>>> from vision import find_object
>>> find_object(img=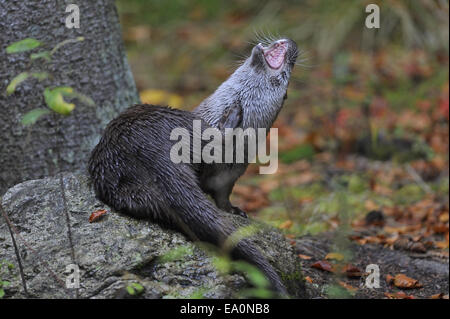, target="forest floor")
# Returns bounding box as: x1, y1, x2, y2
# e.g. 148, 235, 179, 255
236, 154, 449, 299
118, 2, 449, 299
296, 232, 448, 299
